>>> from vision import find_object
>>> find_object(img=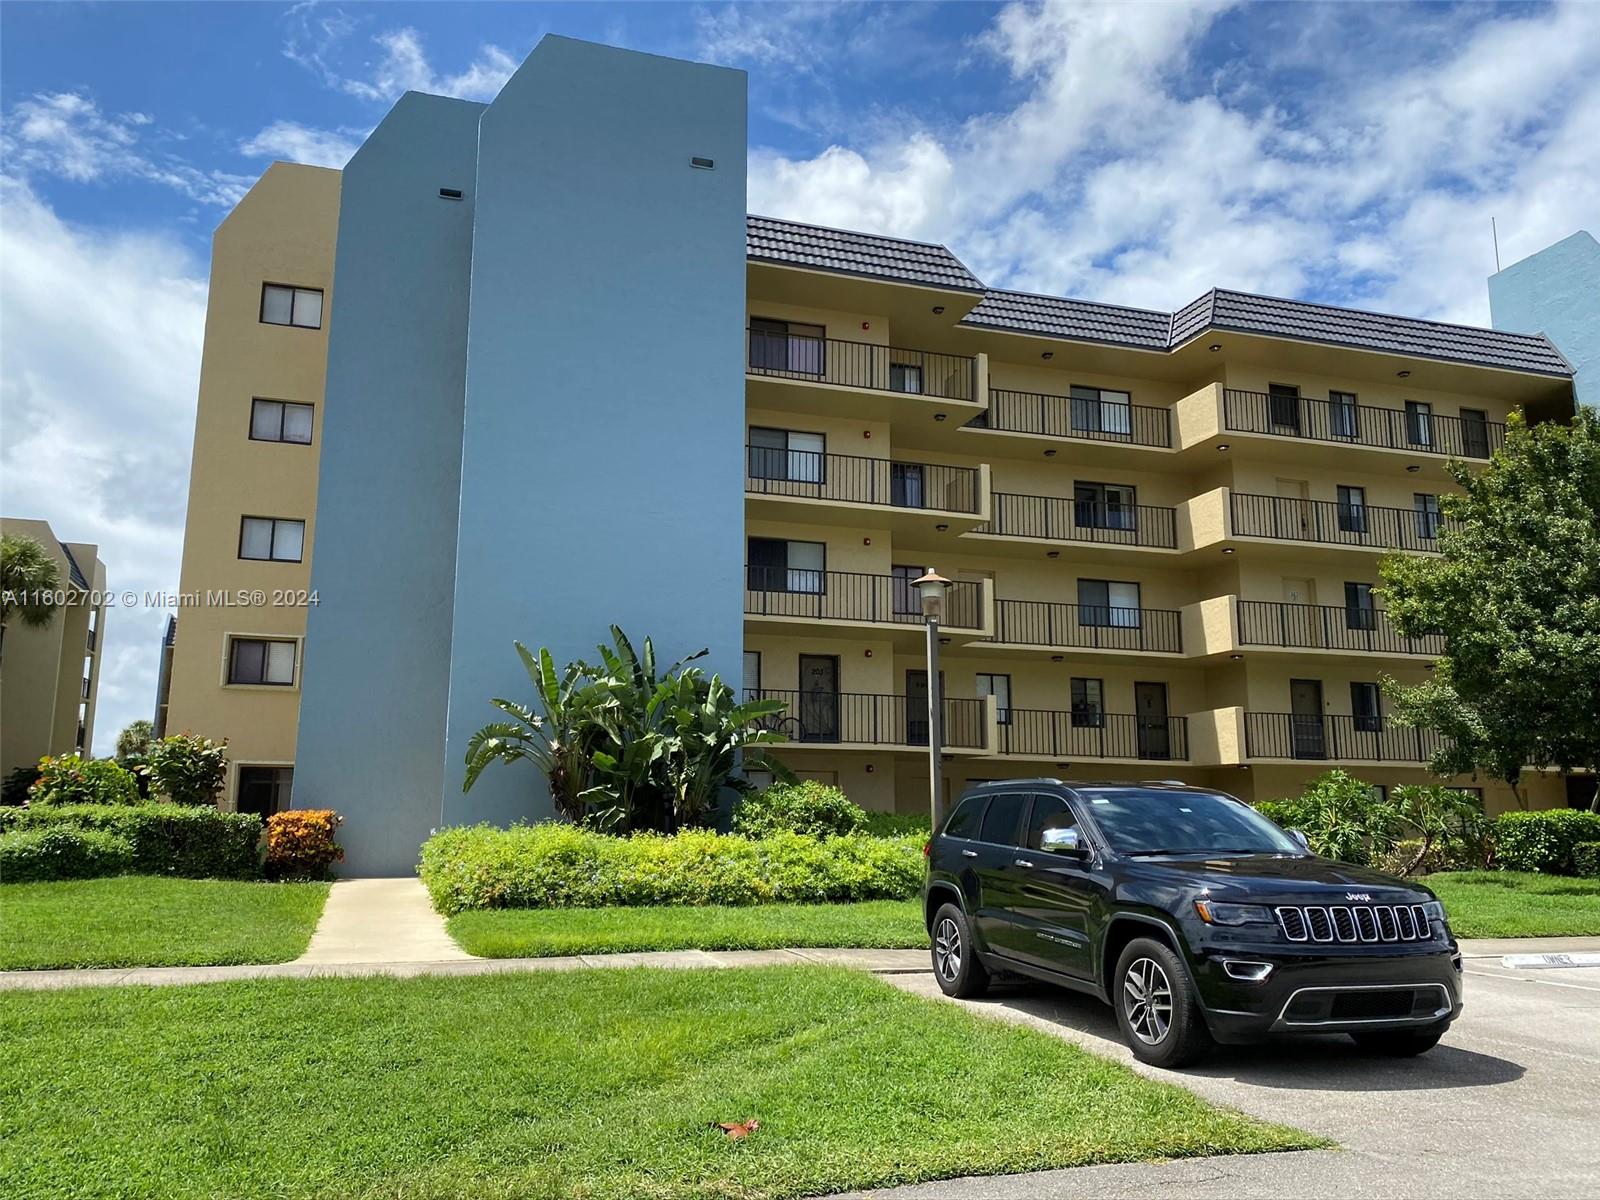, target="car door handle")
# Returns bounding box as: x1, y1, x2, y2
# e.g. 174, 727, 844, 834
1014, 858, 1035, 868
960, 849, 978, 858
